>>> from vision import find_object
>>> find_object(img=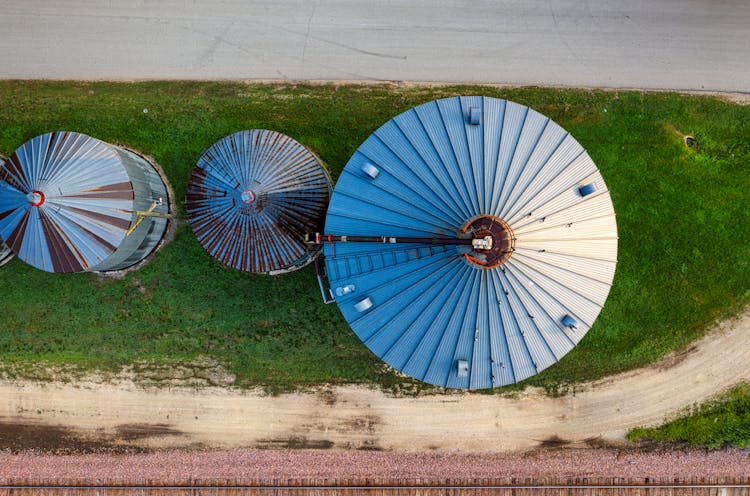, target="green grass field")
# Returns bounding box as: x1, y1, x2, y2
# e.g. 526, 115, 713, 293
628, 384, 750, 448
0, 82, 748, 391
